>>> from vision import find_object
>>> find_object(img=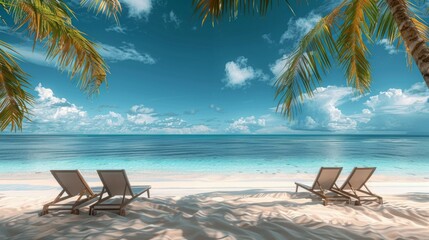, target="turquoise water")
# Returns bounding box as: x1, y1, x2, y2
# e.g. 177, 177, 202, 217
0, 135, 428, 177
